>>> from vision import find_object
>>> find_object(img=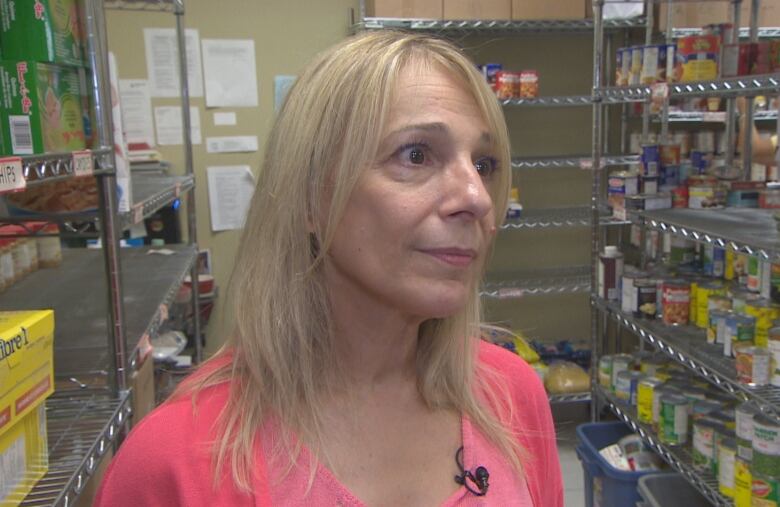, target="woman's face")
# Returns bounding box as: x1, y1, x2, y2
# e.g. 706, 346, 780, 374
323, 65, 499, 321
